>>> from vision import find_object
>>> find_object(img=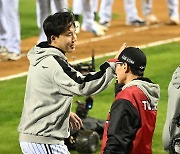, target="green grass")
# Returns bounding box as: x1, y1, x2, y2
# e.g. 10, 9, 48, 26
0, 42, 179, 153
0, 77, 26, 154
3, 1, 180, 153
19, 0, 38, 39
